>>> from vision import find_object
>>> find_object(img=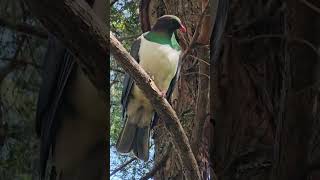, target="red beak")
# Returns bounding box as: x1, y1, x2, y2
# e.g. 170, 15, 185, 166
179, 24, 187, 33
